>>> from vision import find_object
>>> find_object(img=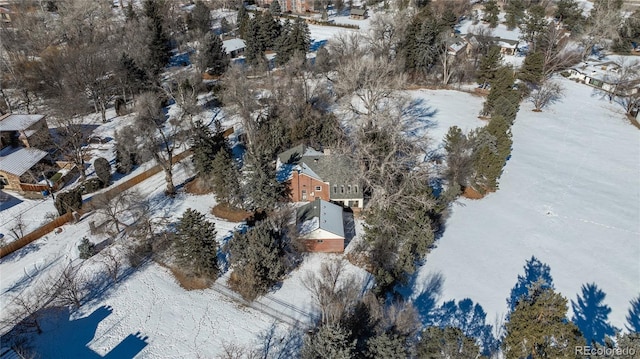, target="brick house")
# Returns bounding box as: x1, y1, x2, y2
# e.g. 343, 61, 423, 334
297, 198, 345, 252
277, 144, 364, 209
